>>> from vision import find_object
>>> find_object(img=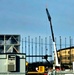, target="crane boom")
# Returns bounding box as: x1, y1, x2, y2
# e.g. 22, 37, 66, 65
46, 8, 55, 42
46, 8, 60, 67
